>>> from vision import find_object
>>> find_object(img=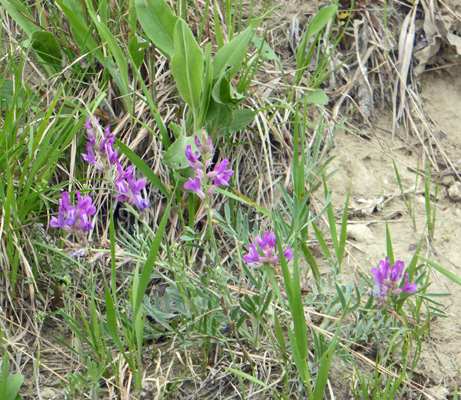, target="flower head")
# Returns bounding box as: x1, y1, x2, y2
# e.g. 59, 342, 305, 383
371, 257, 417, 310
50, 190, 96, 245
243, 231, 293, 267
